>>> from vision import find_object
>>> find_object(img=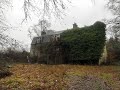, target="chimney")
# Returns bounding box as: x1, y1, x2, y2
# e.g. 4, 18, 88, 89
73, 23, 78, 29
41, 30, 46, 36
